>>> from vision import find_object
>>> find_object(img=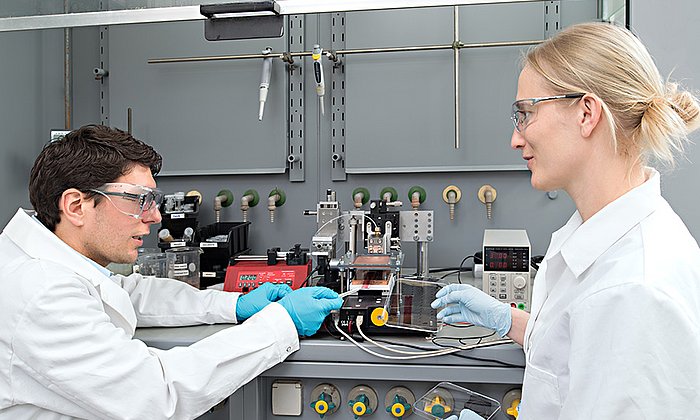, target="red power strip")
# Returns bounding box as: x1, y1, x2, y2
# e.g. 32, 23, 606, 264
223, 260, 311, 293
